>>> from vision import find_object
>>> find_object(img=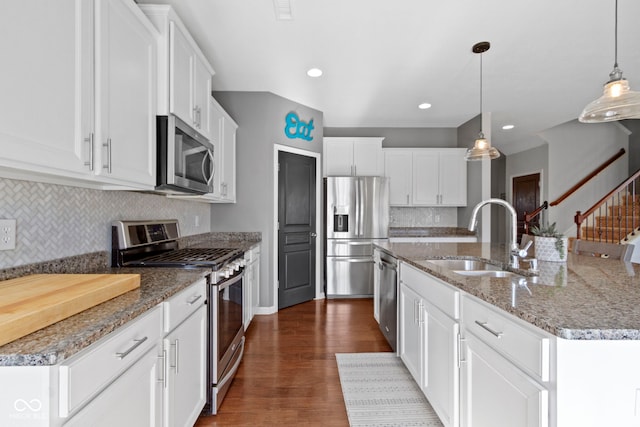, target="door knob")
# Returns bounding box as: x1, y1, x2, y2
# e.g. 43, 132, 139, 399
310, 232, 317, 238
